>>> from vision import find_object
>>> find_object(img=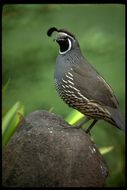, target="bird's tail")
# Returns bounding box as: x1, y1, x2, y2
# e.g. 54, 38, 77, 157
107, 107, 125, 131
